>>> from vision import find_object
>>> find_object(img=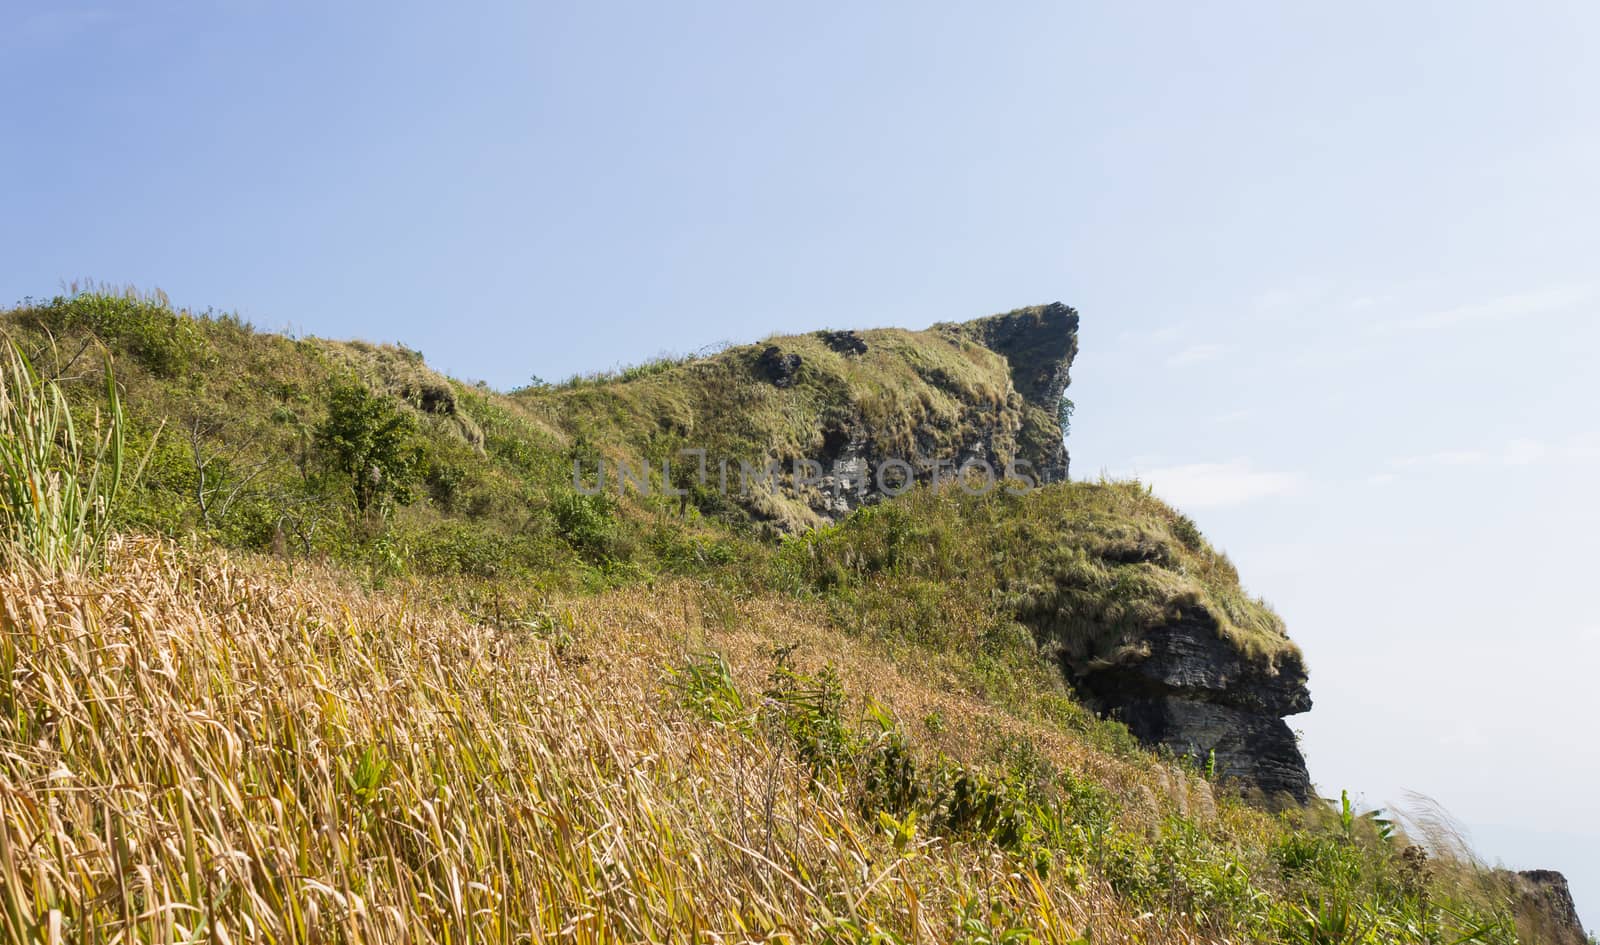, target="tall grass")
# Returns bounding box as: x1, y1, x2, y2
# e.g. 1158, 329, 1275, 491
0, 539, 1526, 944
0, 540, 1129, 944
0, 340, 151, 573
